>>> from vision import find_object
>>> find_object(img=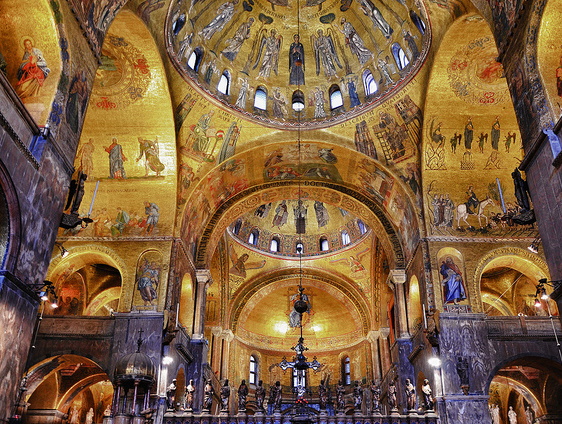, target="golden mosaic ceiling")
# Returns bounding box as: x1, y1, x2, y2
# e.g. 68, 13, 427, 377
166, 0, 430, 127
236, 280, 365, 352
228, 199, 371, 256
